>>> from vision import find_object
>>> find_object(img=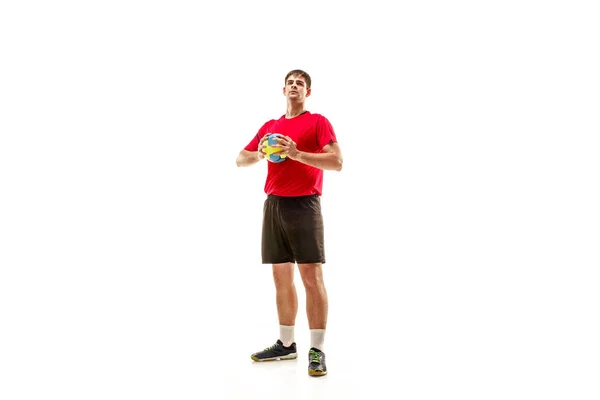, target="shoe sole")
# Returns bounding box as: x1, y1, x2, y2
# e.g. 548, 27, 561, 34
251, 353, 298, 362
308, 369, 327, 376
